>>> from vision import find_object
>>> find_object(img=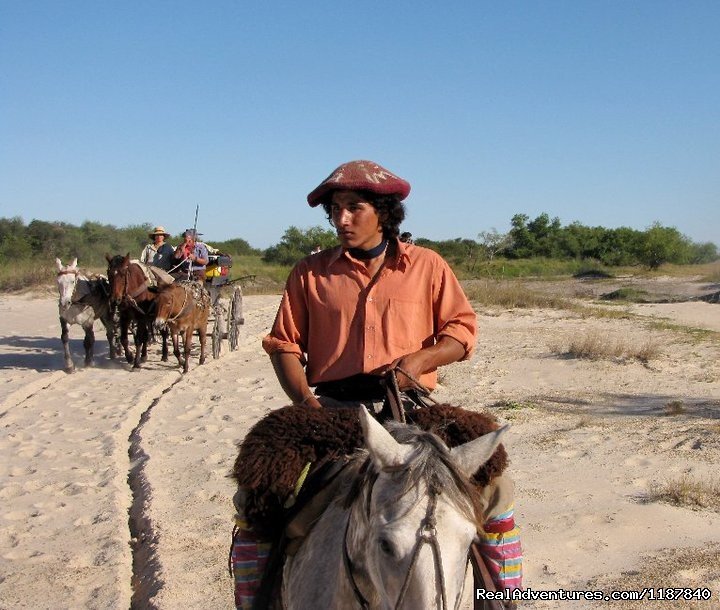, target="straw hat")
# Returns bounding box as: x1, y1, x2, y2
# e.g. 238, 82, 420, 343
149, 226, 170, 238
